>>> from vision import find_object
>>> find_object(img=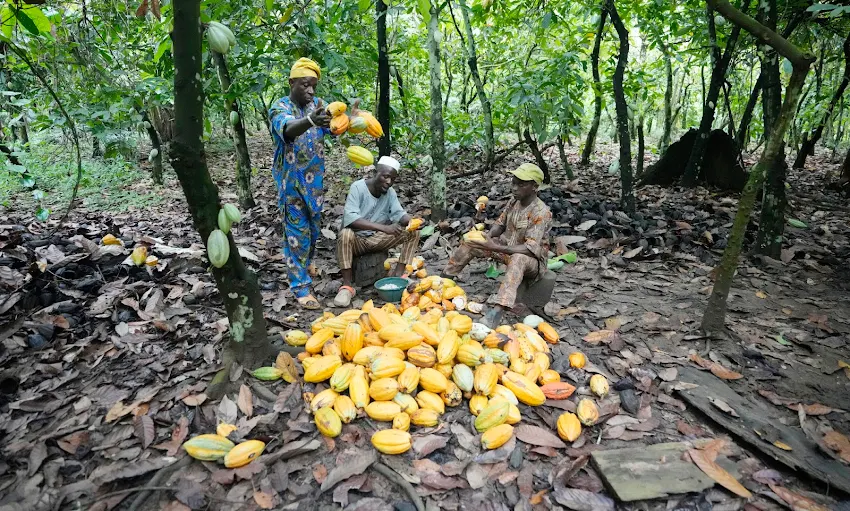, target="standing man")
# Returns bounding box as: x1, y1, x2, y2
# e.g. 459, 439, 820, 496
334, 157, 421, 307
269, 58, 332, 309
442, 163, 552, 327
